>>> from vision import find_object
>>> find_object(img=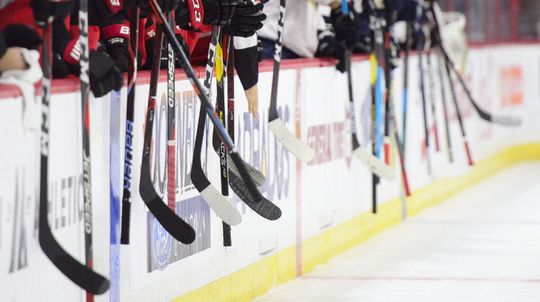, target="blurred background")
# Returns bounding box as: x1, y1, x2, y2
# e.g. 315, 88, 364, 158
439, 0, 540, 43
